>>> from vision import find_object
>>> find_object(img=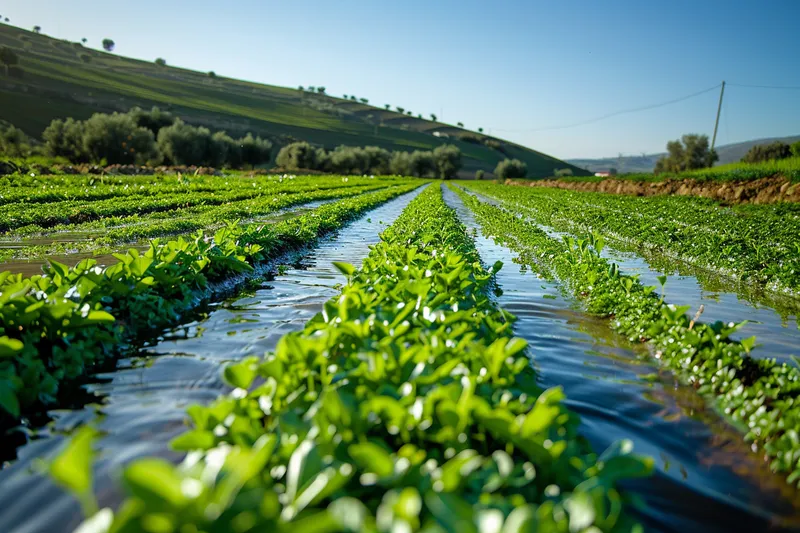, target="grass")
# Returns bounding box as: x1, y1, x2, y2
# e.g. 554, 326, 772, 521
0, 25, 589, 178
